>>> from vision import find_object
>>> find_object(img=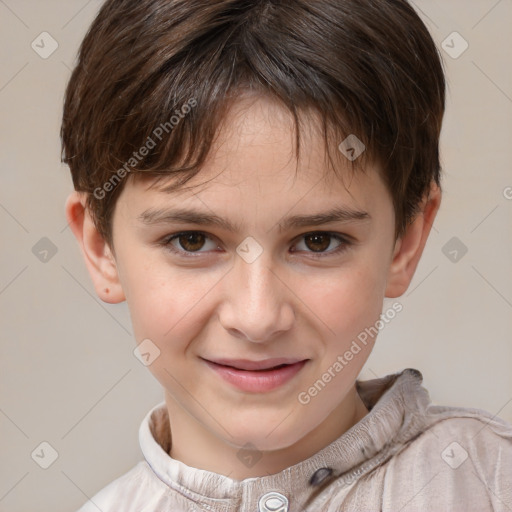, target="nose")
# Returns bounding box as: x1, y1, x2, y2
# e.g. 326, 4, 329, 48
218, 253, 295, 343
